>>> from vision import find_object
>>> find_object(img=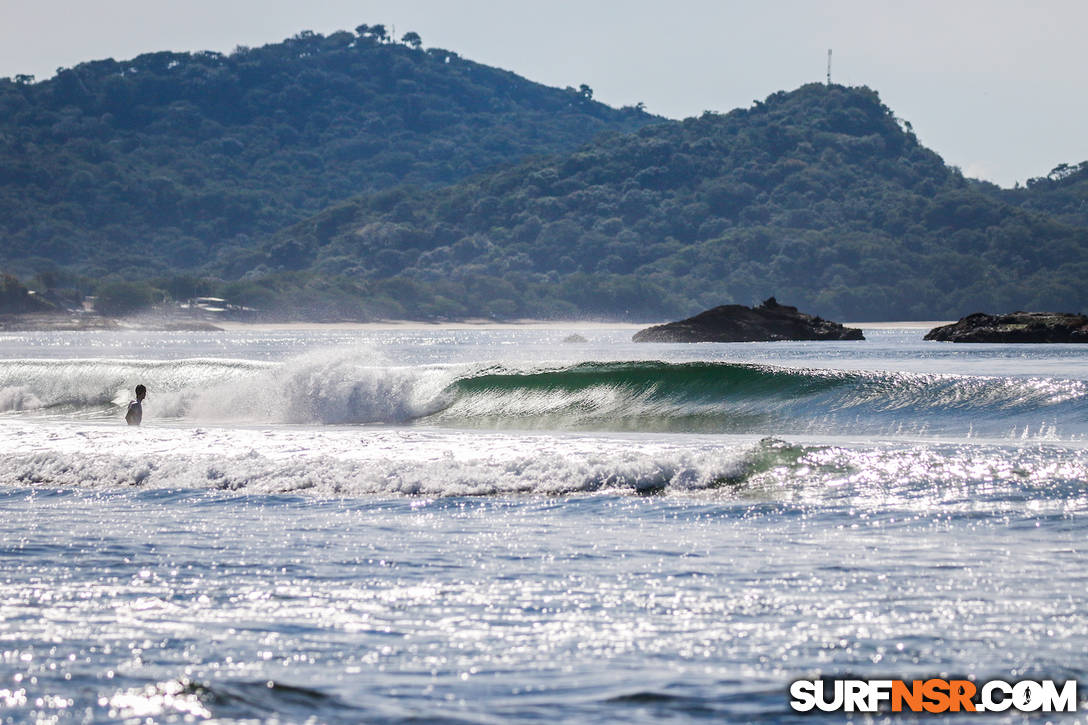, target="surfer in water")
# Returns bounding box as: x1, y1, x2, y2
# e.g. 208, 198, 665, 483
125, 384, 146, 426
